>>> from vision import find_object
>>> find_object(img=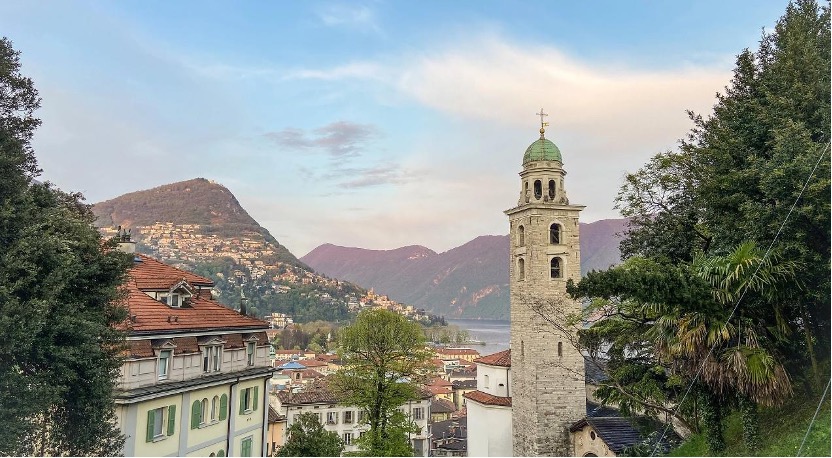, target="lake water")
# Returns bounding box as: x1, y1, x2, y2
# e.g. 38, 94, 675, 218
447, 319, 510, 357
